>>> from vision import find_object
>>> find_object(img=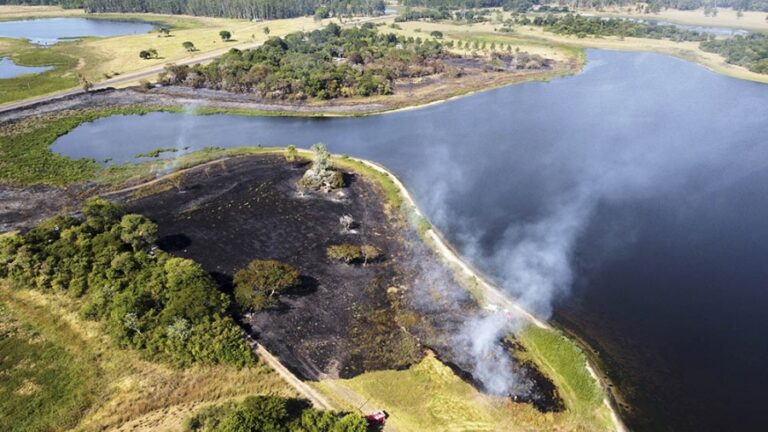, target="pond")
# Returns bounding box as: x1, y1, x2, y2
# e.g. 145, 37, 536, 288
0, 57, 51, 79
0, 17, 155, 45
52, 49, 768, 432
637, 18, 749, 35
